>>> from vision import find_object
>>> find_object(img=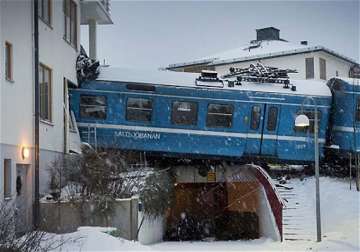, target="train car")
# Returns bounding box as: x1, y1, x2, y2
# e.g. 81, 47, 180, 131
69, 67, 332, 163
327, 77, 360, 156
